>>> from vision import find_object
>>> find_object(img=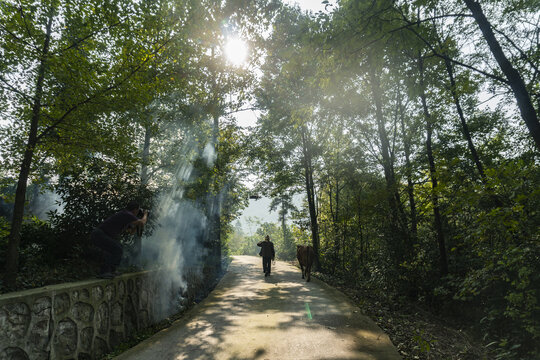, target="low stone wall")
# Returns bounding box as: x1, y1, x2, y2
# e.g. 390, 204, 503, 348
0, 272, 163, 360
